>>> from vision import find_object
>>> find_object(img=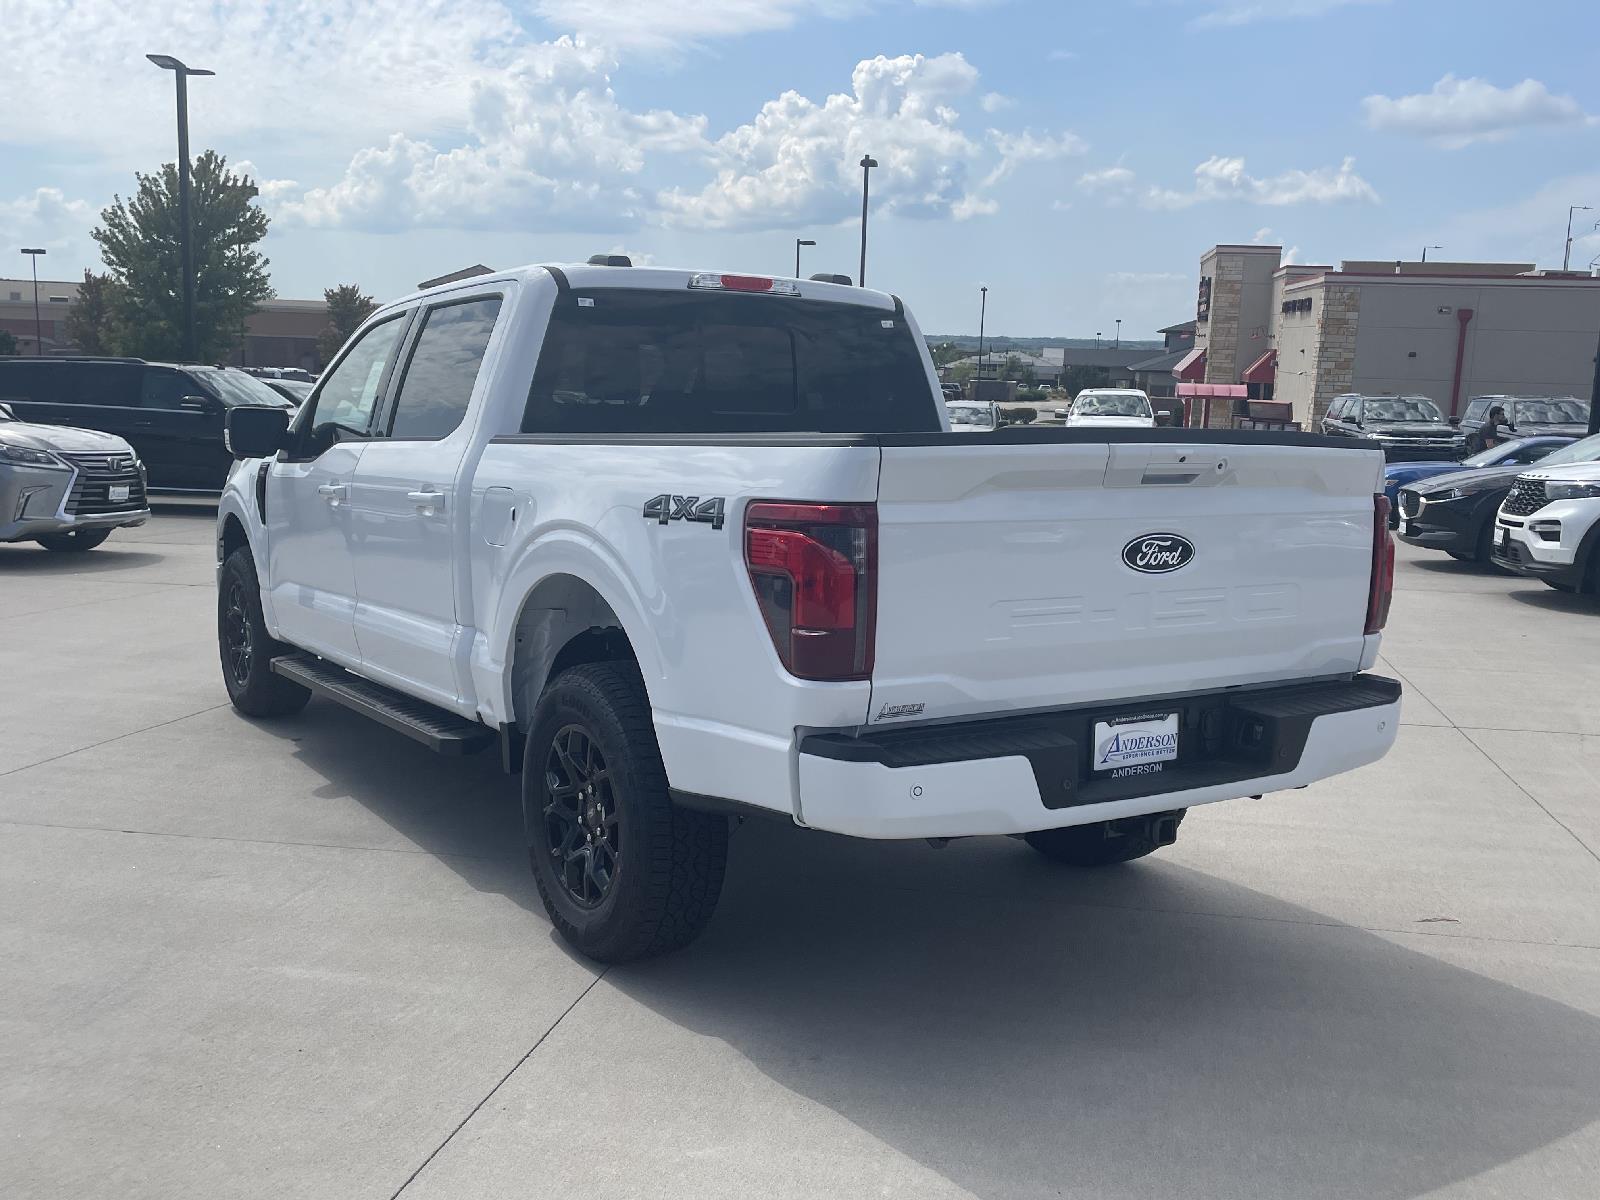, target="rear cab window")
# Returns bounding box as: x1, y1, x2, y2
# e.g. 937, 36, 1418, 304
386, 295, 503, 439
522, 289, 938, 435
